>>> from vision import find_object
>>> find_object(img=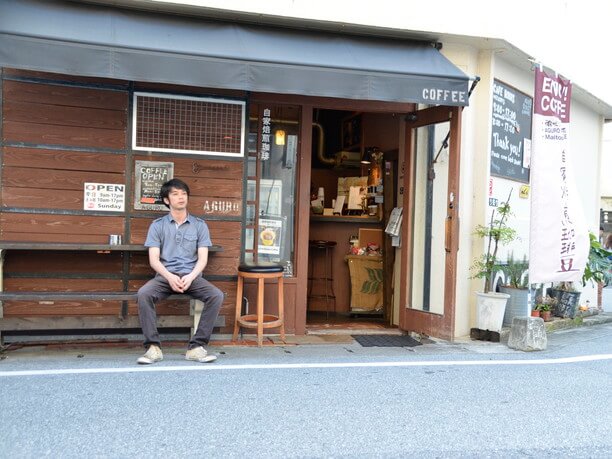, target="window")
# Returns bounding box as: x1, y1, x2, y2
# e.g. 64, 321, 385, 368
132, 92, 245, 156
243, 104, 300, 276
